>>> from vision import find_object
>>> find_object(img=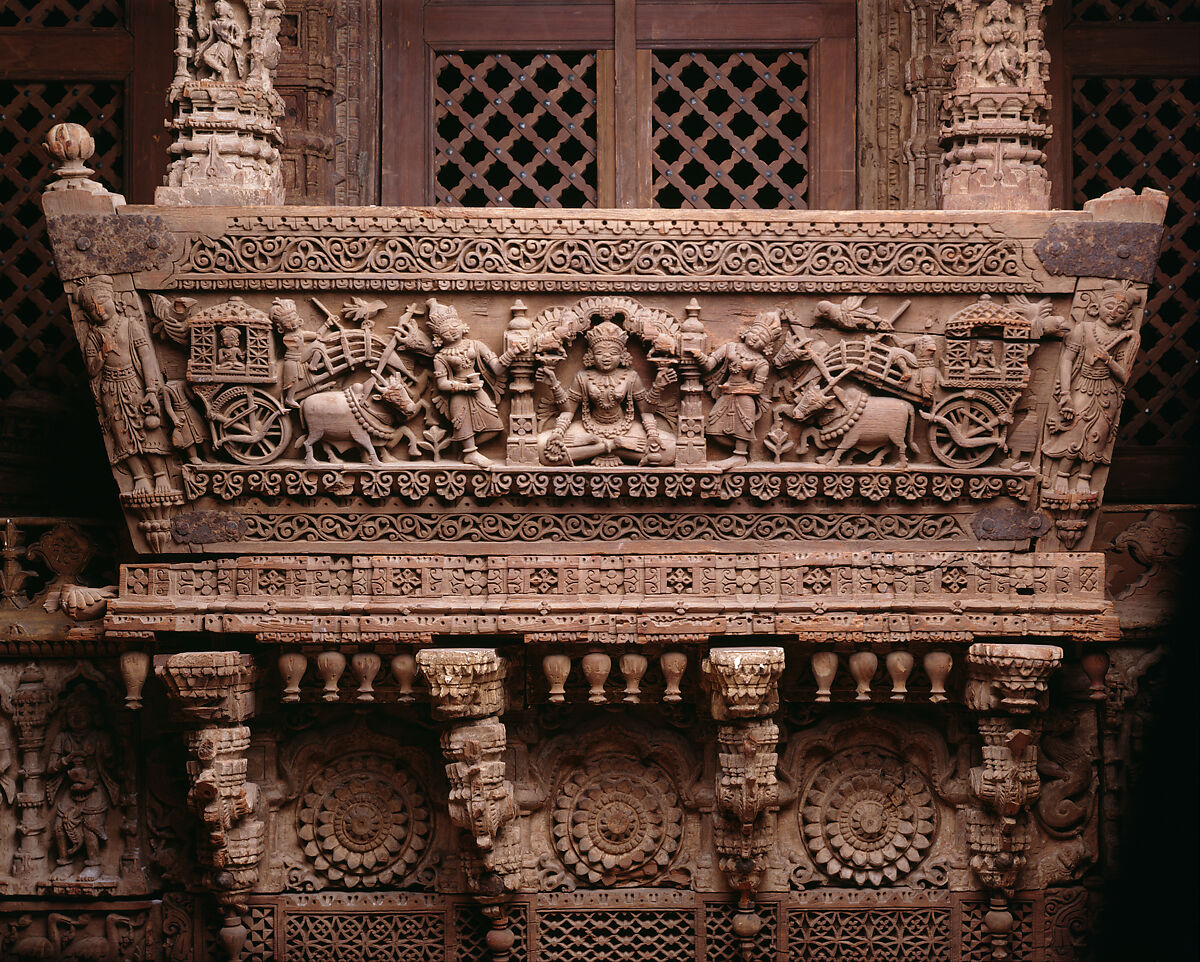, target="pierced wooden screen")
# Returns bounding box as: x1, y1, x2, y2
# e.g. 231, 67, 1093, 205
651, 50, 810, 209
433, 52, 598, 207
0, 0, 122, 28
1069, 0, 1199, 22
0, 82, 124, 396
1072, 76, 1200, 447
